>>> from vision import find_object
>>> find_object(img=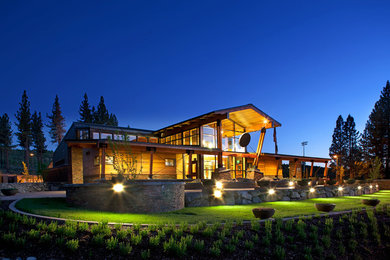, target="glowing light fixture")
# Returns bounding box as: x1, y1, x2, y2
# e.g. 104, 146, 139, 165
263, 119, 268, 124
309, 188, 315, 193
215, 181, 223, 190
288, 181, 294, 187
214, 190, 222, 198
358, 186, 362, 190
376, 184, 379, 188
268, 188, 275, 195
369, 185, 373, 189
308, 181, 312, 186
113, 183, 124, 192
338, 186, 343, 192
